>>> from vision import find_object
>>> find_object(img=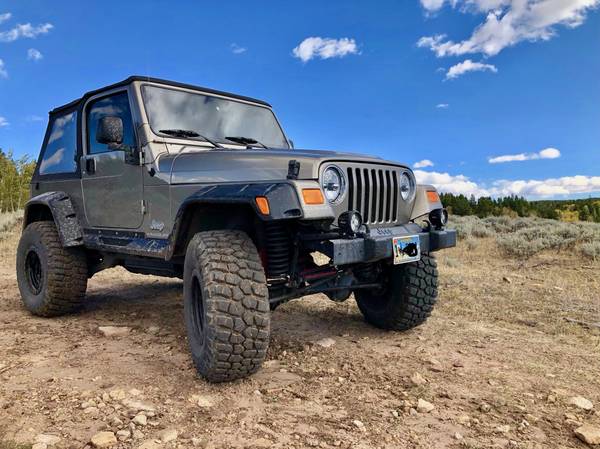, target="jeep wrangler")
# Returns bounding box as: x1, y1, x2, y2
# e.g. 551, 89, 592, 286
17, 76, 456, 382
